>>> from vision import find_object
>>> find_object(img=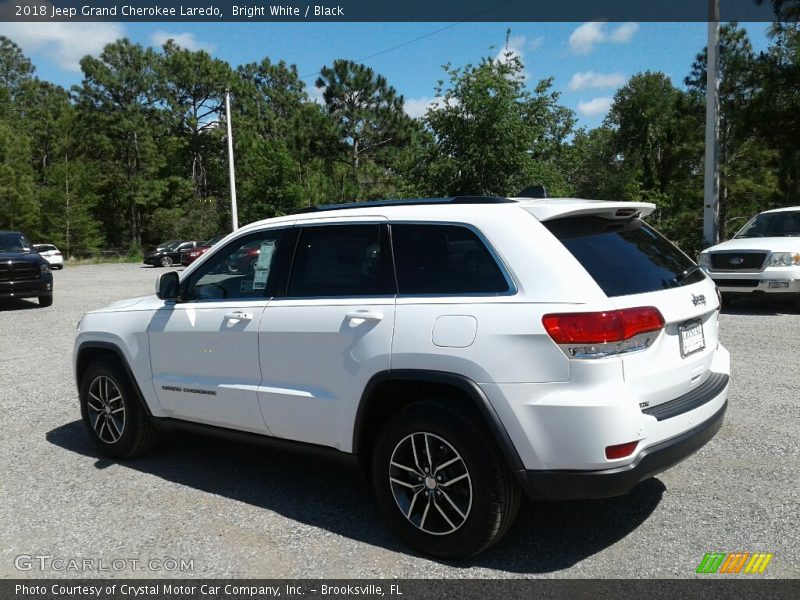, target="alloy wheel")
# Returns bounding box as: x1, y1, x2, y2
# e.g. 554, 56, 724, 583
86, 375, 126, 444
388, 432, 472, 536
